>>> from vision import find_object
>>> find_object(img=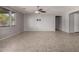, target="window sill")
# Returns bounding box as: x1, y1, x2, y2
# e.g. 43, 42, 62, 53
0, 25, 15, 27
